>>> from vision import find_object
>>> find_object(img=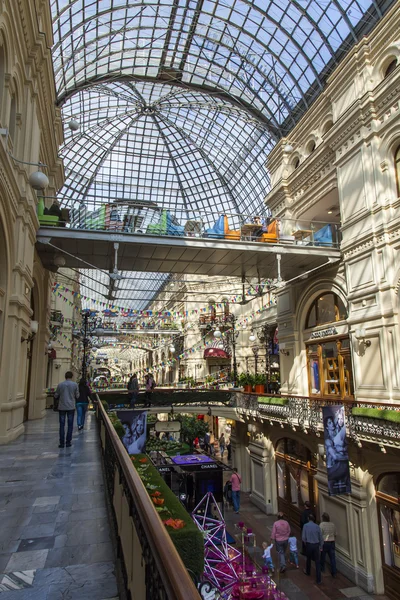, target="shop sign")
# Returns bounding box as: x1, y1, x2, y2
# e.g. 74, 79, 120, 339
310, 327, 338, 339
154, 420, 181, 433
157, 467, 173, 473
200, 463, 219, 470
